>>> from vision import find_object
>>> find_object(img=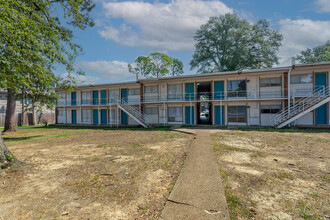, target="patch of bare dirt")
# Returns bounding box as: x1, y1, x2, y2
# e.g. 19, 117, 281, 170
0, 128, 193, 219
212, 129, 330, 219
